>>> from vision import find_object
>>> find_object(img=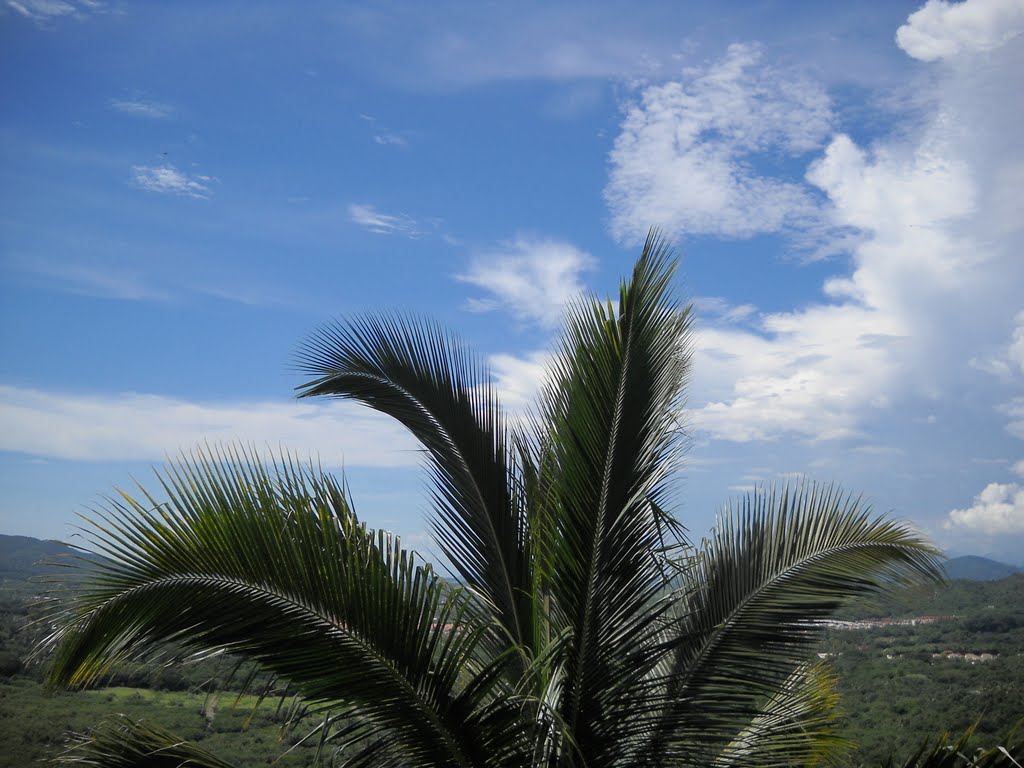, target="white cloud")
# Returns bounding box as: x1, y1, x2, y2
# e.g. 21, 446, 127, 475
455, 238, 596, 328
692, 297, 757, 325
110, 98, 175, 119
642, 18, 1024, 445
489, 351, 550, 413
373, 133, 408, 147
132, 164, 215, 199
1009, 312, 1024, 373
16, 259, 169, 301
972, 310, 1024, 377
945, 481, 1024, 534
1003, 398, 1024, 439
1013, 459, 1024, 477
348, 204, 426, 238
605, 43, 833, 244
896, 0, 1024, 62
0, 385, 418, 467
5, 0, 97, 21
